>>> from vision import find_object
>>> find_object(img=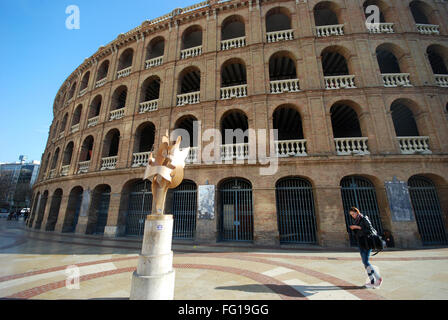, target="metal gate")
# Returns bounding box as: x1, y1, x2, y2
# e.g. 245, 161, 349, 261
172, 181, 197, 240
341, 176, 383, 246
219, 179, 253, 242
408, 176, 447, 245
276, 178, 317, 244
125, 181, 152, 237
94, 190, 110, 234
